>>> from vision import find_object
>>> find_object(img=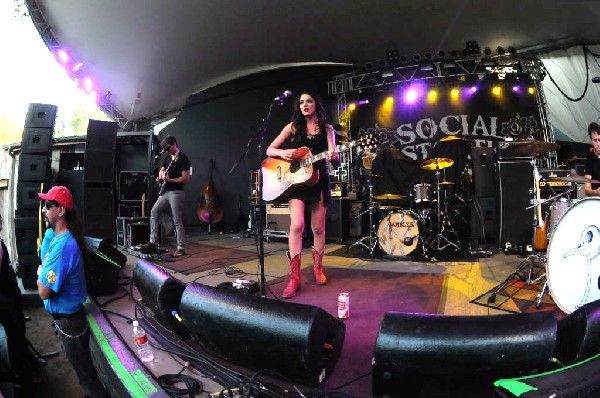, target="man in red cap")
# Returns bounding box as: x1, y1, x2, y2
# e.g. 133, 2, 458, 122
37, 186, 109, 397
